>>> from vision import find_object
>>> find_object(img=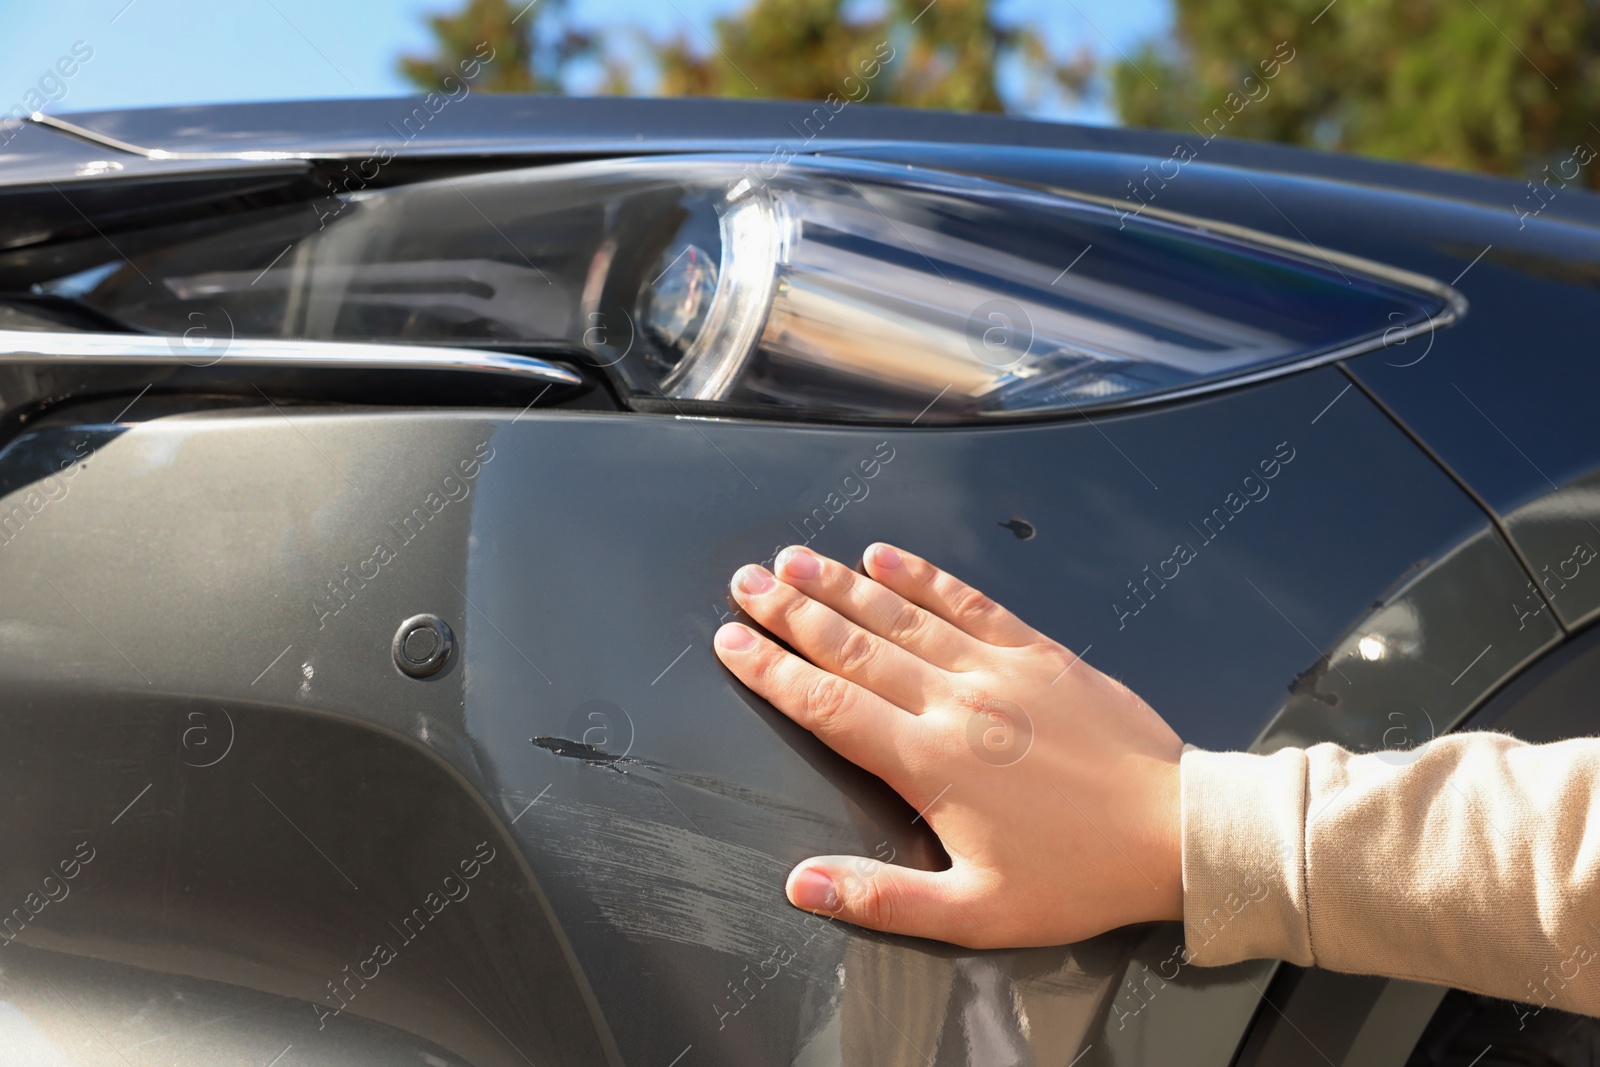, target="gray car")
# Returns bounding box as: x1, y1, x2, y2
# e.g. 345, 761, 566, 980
0, 96, 1597, 1066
